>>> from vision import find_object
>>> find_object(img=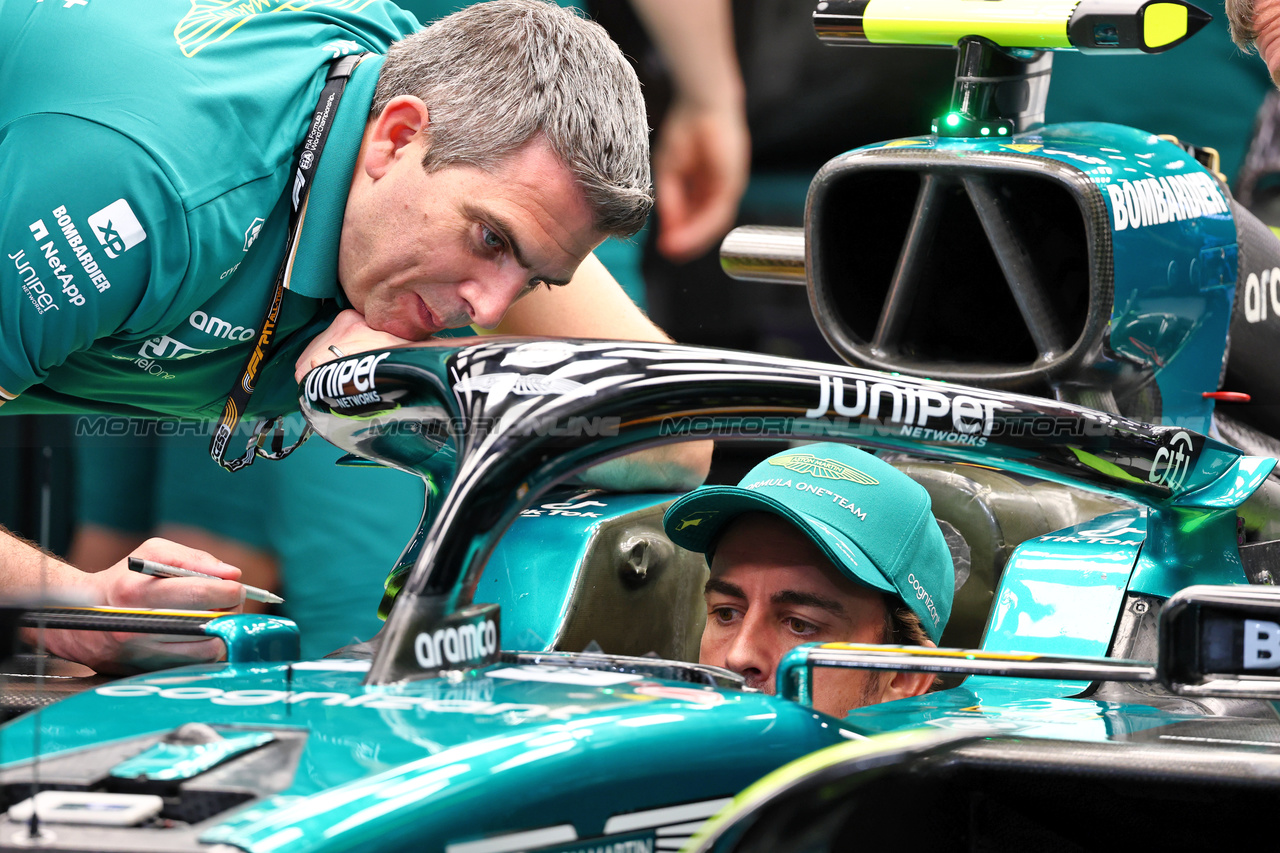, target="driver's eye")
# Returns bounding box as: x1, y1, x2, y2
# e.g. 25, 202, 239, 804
787, 618, 815, 635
